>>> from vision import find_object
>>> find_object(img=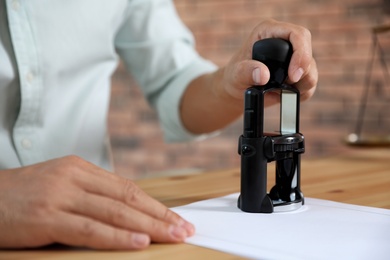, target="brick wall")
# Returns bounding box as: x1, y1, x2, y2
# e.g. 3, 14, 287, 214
109, 0, 390, 179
